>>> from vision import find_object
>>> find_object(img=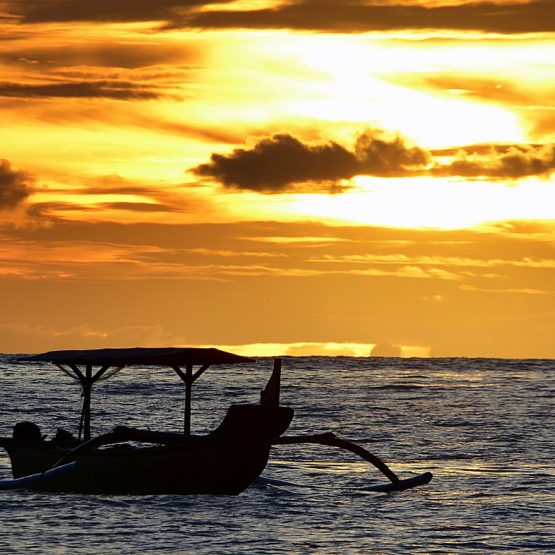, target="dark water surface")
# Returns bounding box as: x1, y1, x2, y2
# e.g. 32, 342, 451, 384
0, 356, 553, 553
